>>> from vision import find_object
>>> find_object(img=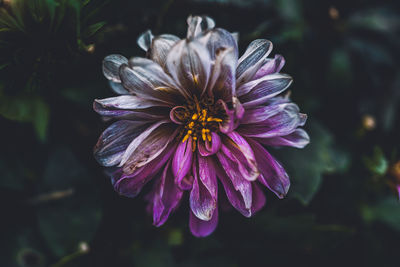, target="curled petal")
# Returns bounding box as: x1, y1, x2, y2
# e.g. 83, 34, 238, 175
166, 40, 211, 96
256, 128, 310, 149
237, 73, 293, 108
253, 54, 286, 80
113, 143, 177, 198
187, 15, 215, 39
190, 155, 218, 221
103, 54, 128, 83
250, 182, 267, 214
94, 120, 146, 167
172, 138, 193, 188
217, 100, 236, 134
137, 30, 154, 51
247, 139, 290, 198
221, 132, 259, 181
197, 28, 238, 60
189, 208, 218, 237
236, 39, 272, 84
149, 34, 180, 68
149, 161, 183, 227
198, 132, 221, 156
